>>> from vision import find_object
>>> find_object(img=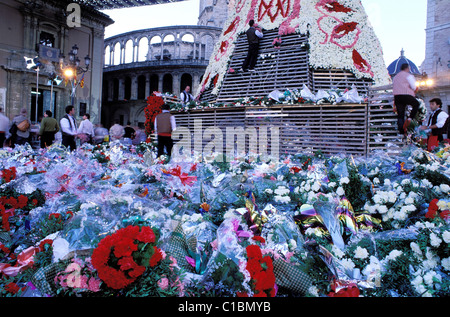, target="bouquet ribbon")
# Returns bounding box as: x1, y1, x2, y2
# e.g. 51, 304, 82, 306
242, 191, 272, 235
163, 166, 197, 186
0, 246, 38, 277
